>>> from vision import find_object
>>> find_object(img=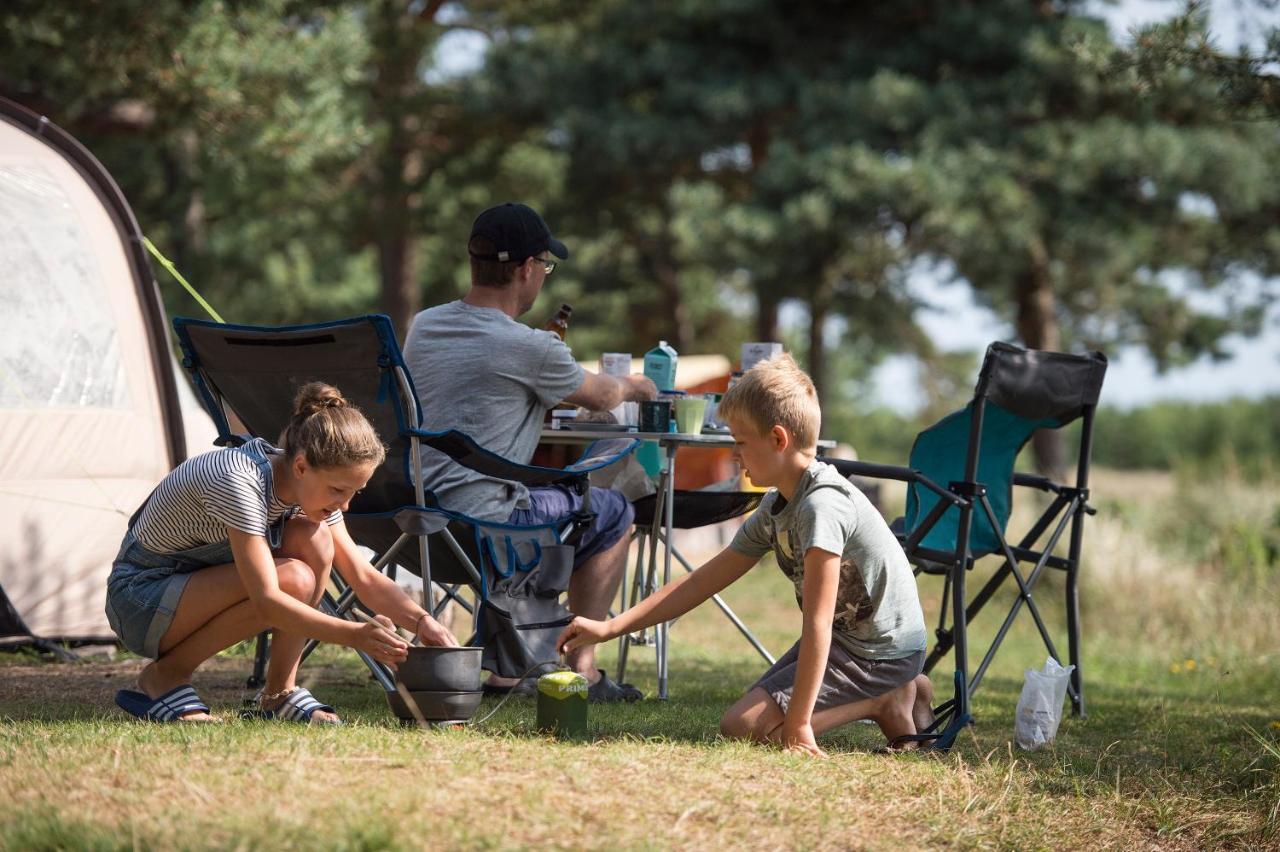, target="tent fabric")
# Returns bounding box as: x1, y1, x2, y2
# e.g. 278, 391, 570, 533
0, 97, 215, 646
